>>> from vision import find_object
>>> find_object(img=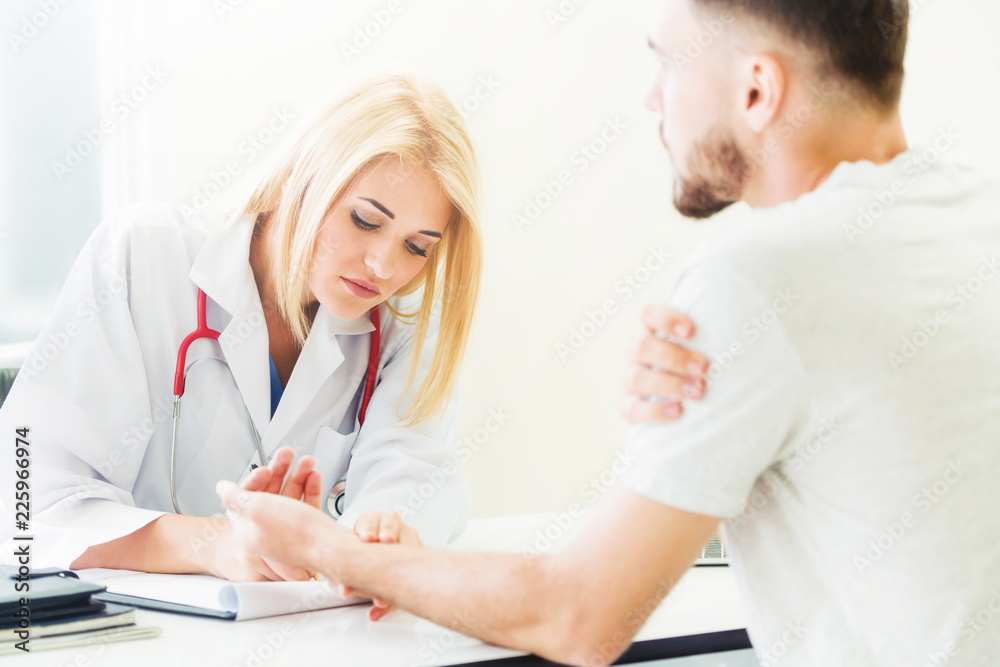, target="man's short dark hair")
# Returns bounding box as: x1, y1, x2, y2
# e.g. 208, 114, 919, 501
694, 0, 909, 112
